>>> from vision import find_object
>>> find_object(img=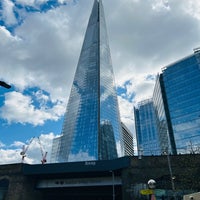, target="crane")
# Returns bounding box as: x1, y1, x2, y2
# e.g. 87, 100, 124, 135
37, 137, 48, 164
20, 137, 48, 164
20, 137, 35, 163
